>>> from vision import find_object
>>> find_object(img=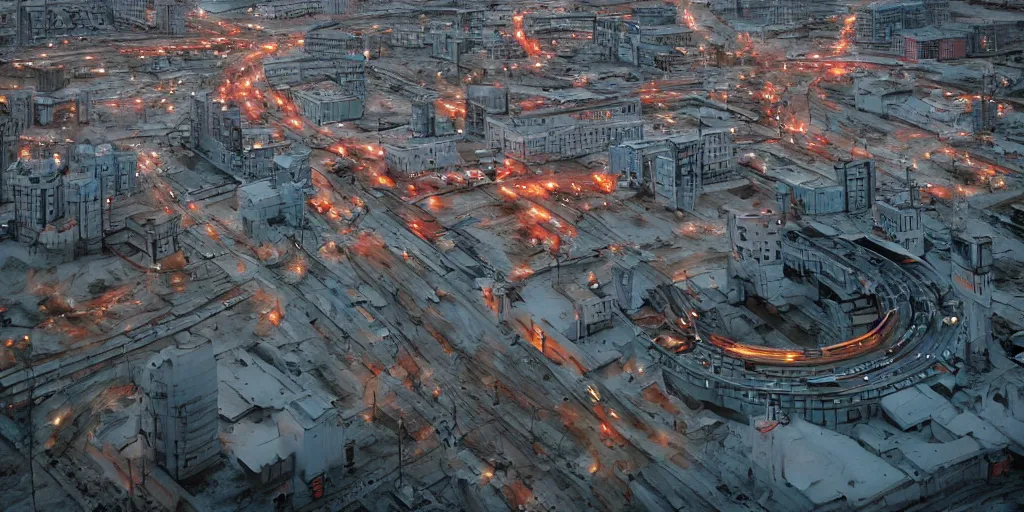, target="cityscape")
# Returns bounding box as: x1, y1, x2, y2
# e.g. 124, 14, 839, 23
1, 0, 1024, 510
